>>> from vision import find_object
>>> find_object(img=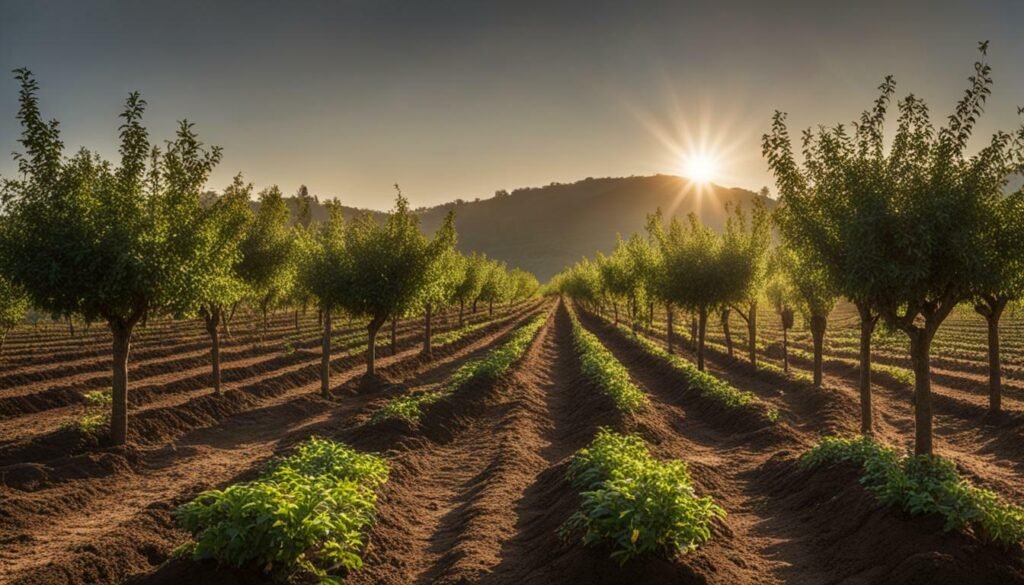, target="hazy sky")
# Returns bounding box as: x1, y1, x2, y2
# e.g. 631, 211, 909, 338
1, 0, 1022, 209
